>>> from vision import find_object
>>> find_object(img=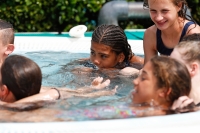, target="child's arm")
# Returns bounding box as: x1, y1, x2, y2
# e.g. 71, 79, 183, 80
67, 86, 118, 98
58, 77, 110, 93
16, 88, 60, 103
15, 77, 112, 103
130, 55, 144, 65
143, 26, 157, 64
58, 77, 116, 99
